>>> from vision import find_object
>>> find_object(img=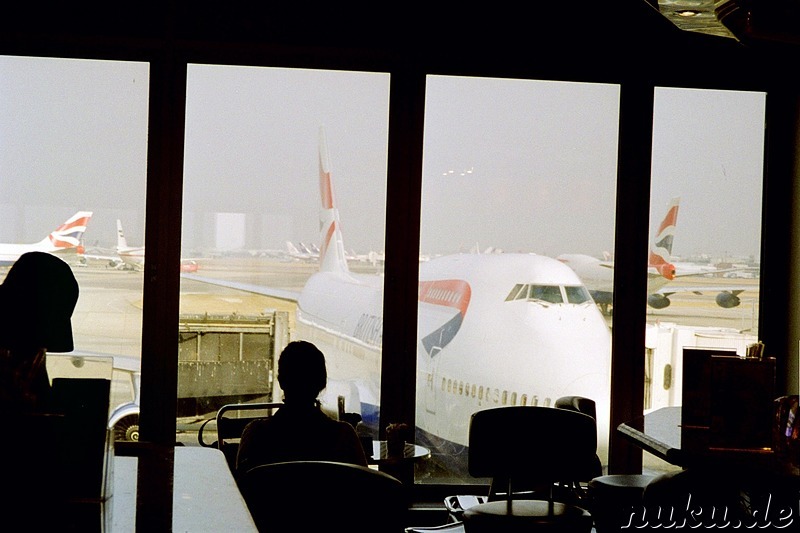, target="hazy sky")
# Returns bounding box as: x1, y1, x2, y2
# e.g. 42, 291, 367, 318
0, 56, 765, 261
